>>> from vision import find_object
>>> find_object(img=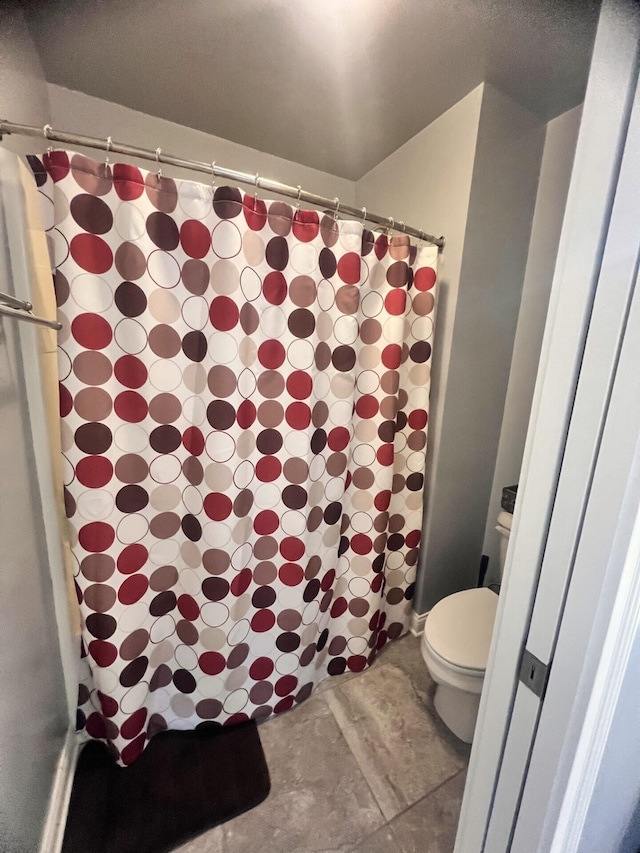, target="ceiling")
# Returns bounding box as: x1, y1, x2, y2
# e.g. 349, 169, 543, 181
22, 0, 599, 180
